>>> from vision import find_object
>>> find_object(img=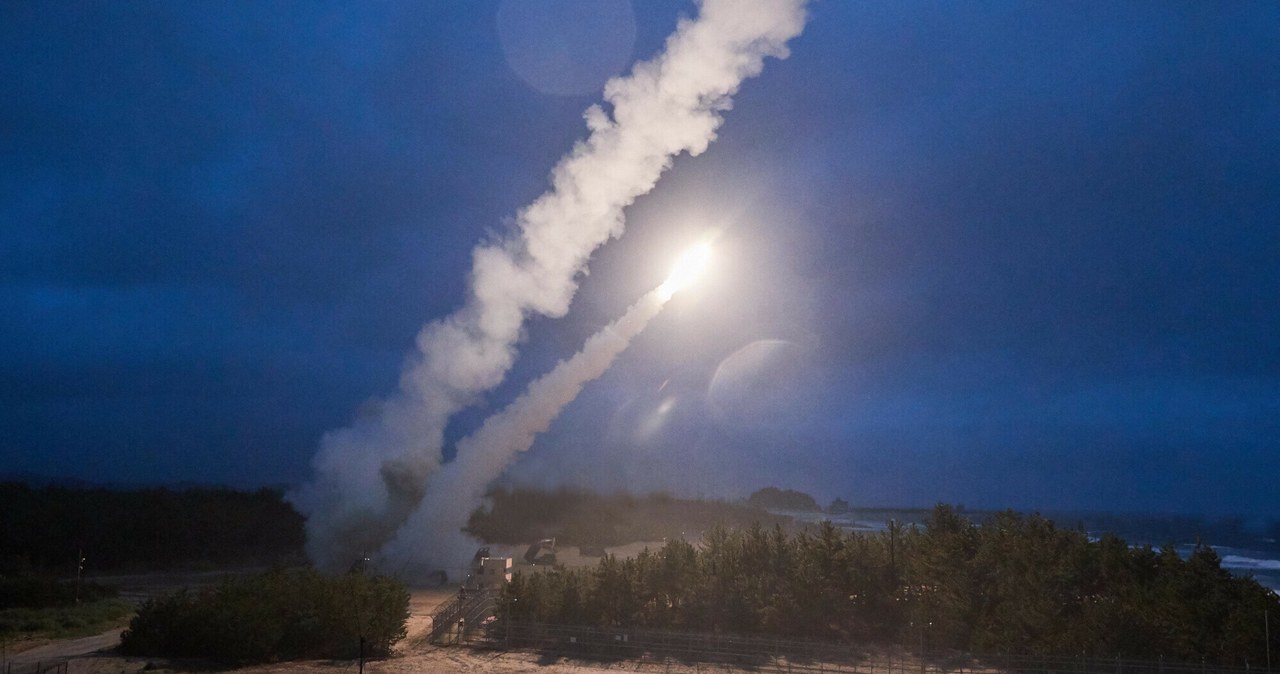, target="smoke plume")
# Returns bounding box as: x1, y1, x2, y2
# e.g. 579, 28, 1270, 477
379, 288, 670, 573
292, 0, 808, 571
